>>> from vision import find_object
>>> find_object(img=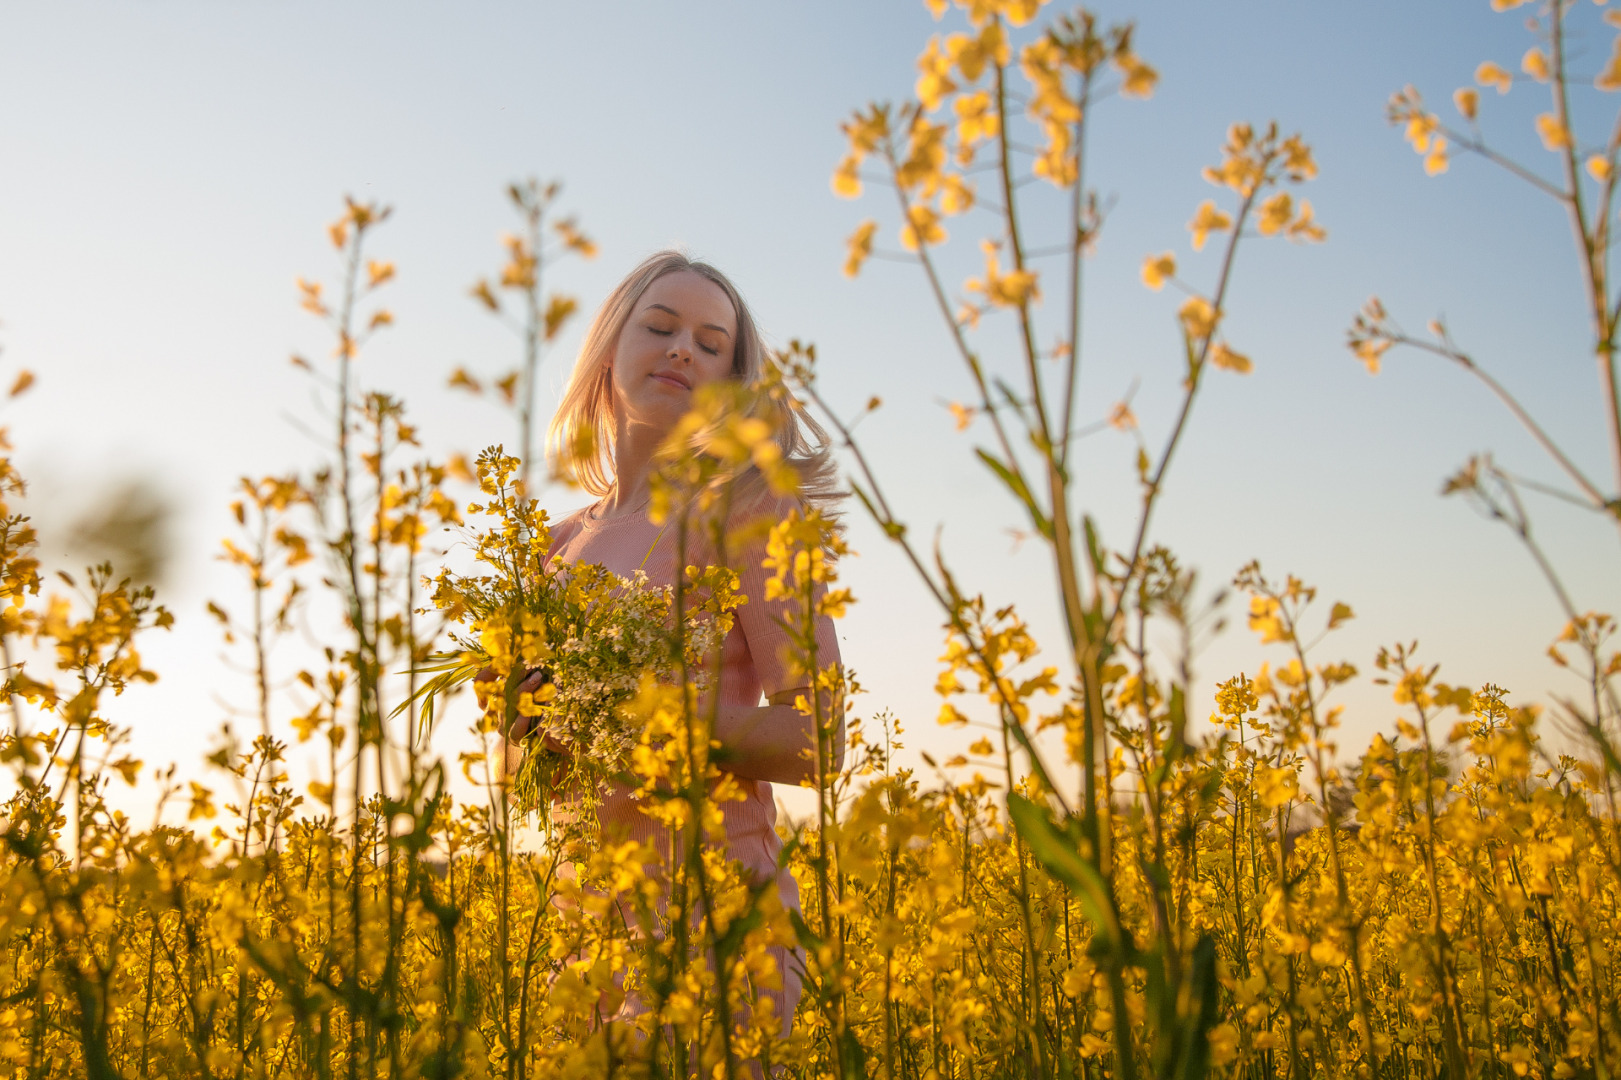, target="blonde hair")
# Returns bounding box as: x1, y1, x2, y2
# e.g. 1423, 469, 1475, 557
548, 250, 841, 518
